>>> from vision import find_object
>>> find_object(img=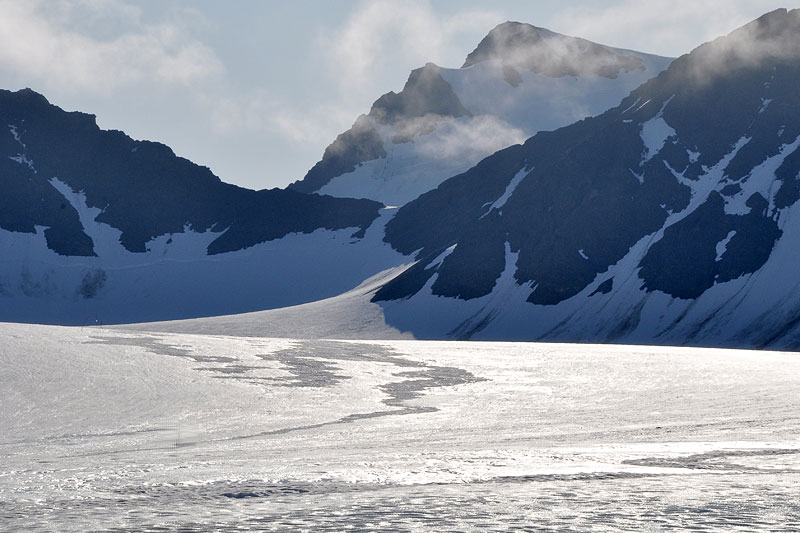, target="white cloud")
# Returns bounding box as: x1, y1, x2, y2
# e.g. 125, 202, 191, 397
323, 0, 503, 100
276, 0, 507, 167
417, 115, 527, 164
0, 0, 224, 94
552, 0, 786, 58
